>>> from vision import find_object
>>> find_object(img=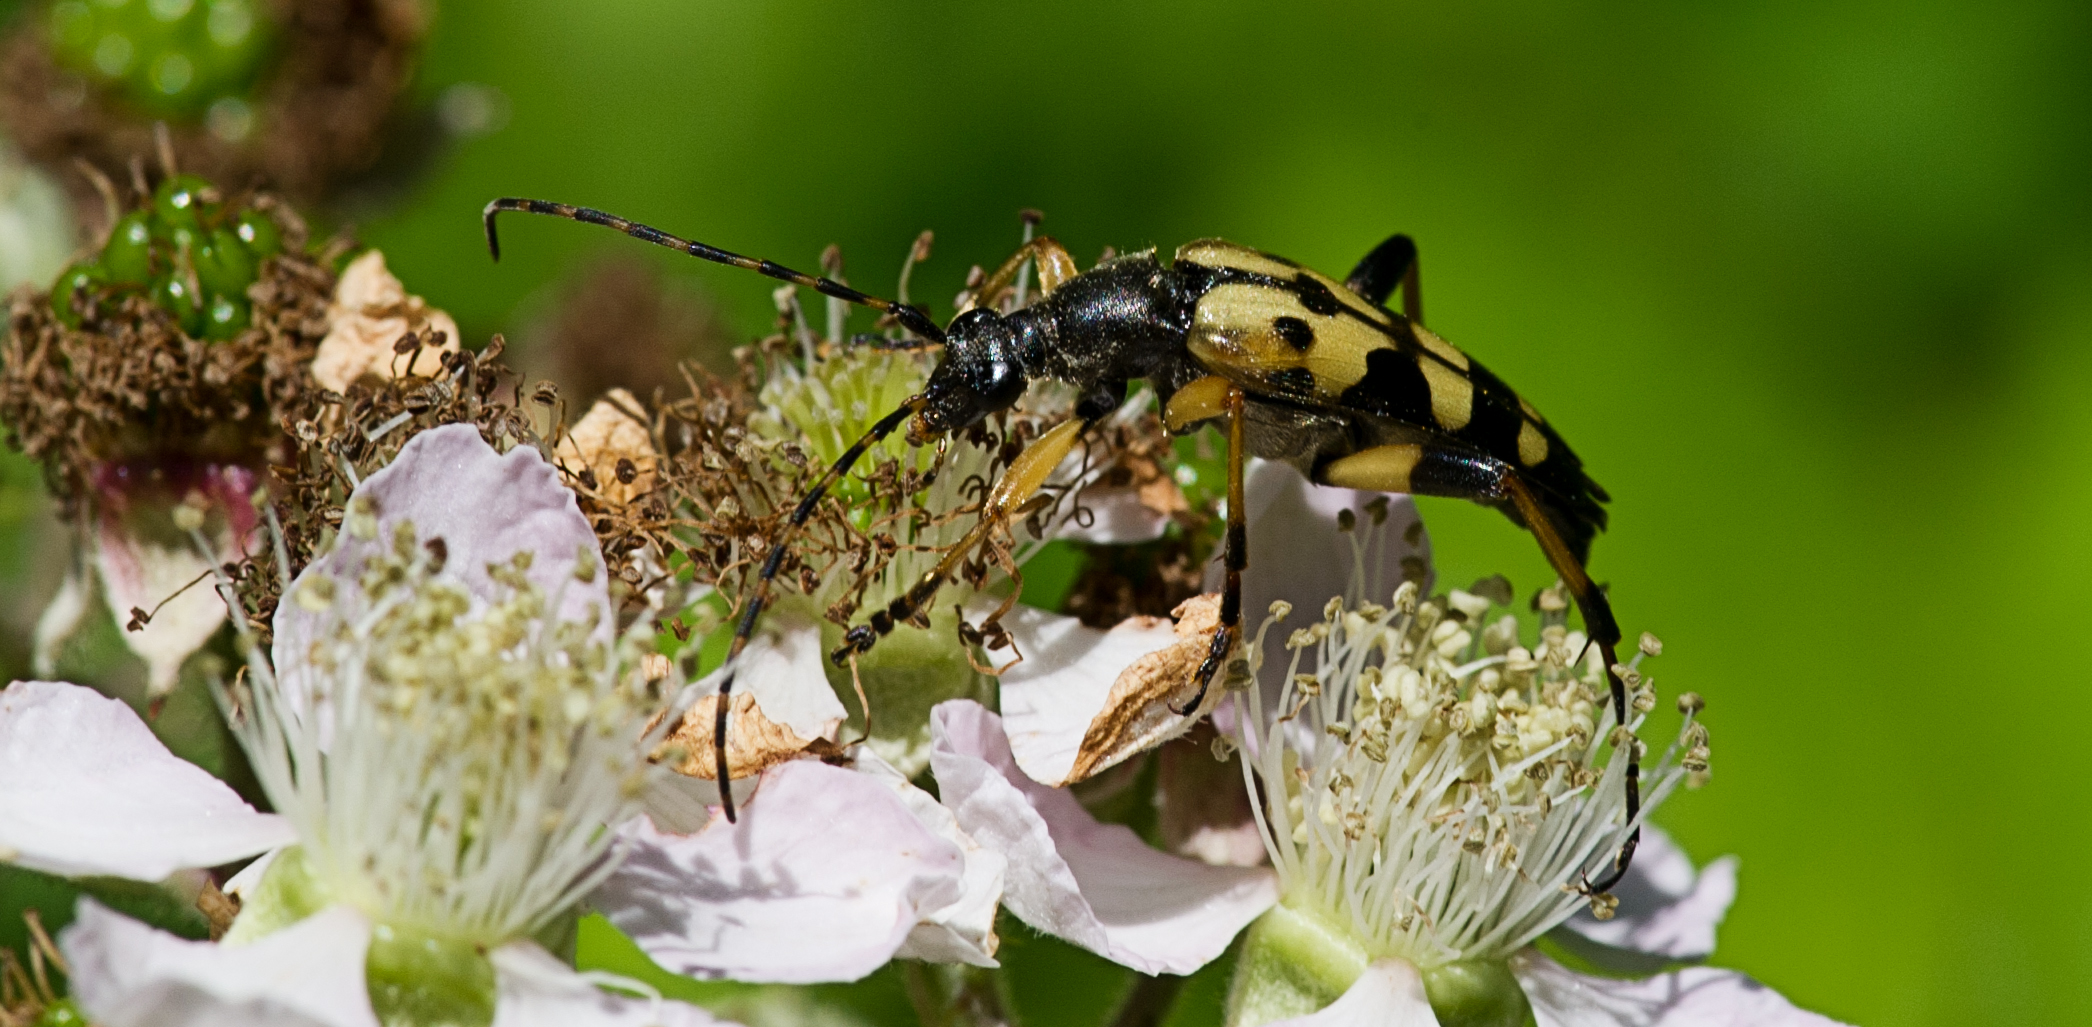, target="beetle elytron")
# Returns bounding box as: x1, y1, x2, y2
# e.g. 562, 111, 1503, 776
482, 198, 1640, 893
